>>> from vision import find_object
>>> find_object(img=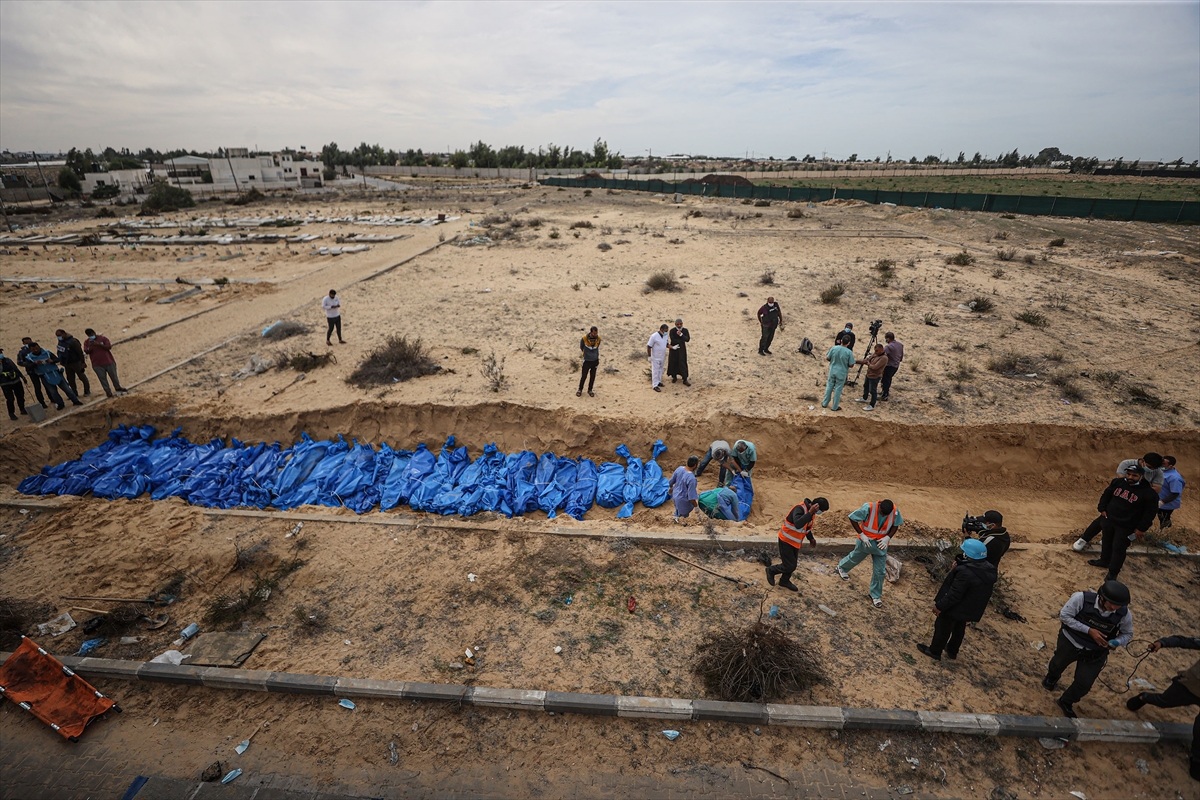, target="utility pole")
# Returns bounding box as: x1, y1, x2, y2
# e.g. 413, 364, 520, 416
32, 151, 52, 197
224, 148, 241, 193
